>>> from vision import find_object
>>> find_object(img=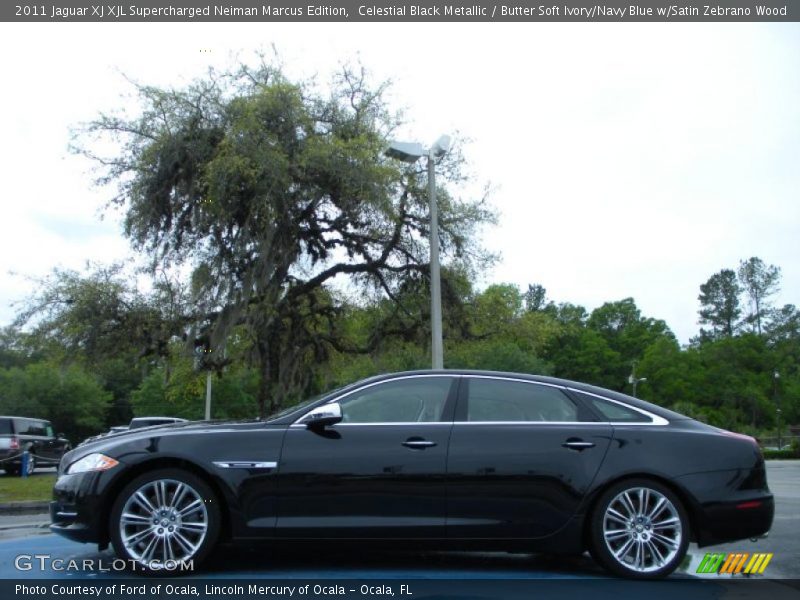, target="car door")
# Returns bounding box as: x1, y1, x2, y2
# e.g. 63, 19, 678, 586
14, 419, 41, 461
39, 421, 66, 464
276, 374, 458, 539
446, 376, 612, 539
